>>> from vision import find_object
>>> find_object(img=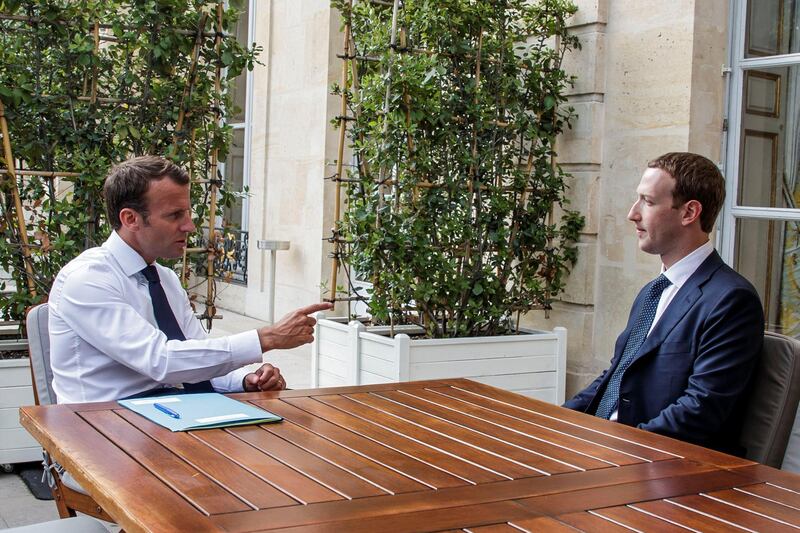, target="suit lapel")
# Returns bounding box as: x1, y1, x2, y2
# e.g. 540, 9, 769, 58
633, 251, 724, 362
